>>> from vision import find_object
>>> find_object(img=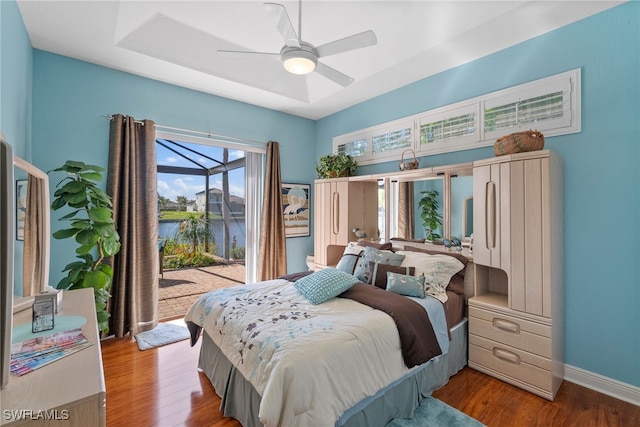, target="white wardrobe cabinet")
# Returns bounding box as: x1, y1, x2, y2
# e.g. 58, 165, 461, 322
469, 150, 563, 400
313, 178, 377, 268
